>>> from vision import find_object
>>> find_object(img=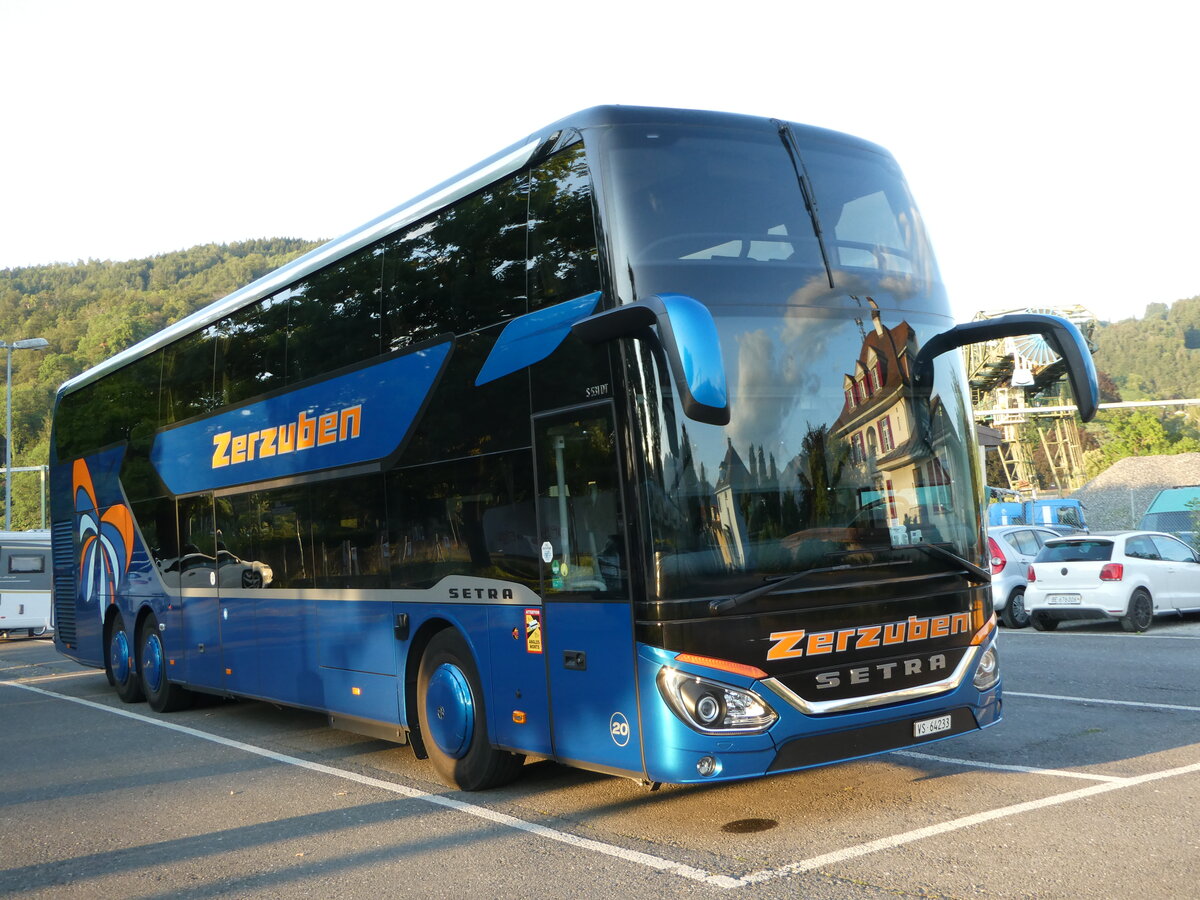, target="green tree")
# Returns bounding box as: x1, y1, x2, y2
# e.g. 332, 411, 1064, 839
0, 238, 322, 527
1084, 409, 1200, 477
